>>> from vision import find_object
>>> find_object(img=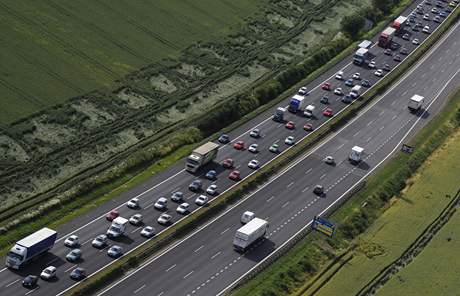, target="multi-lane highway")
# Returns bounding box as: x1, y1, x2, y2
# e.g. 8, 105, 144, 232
98, 19, 460, 296
0, 0, 458, 295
